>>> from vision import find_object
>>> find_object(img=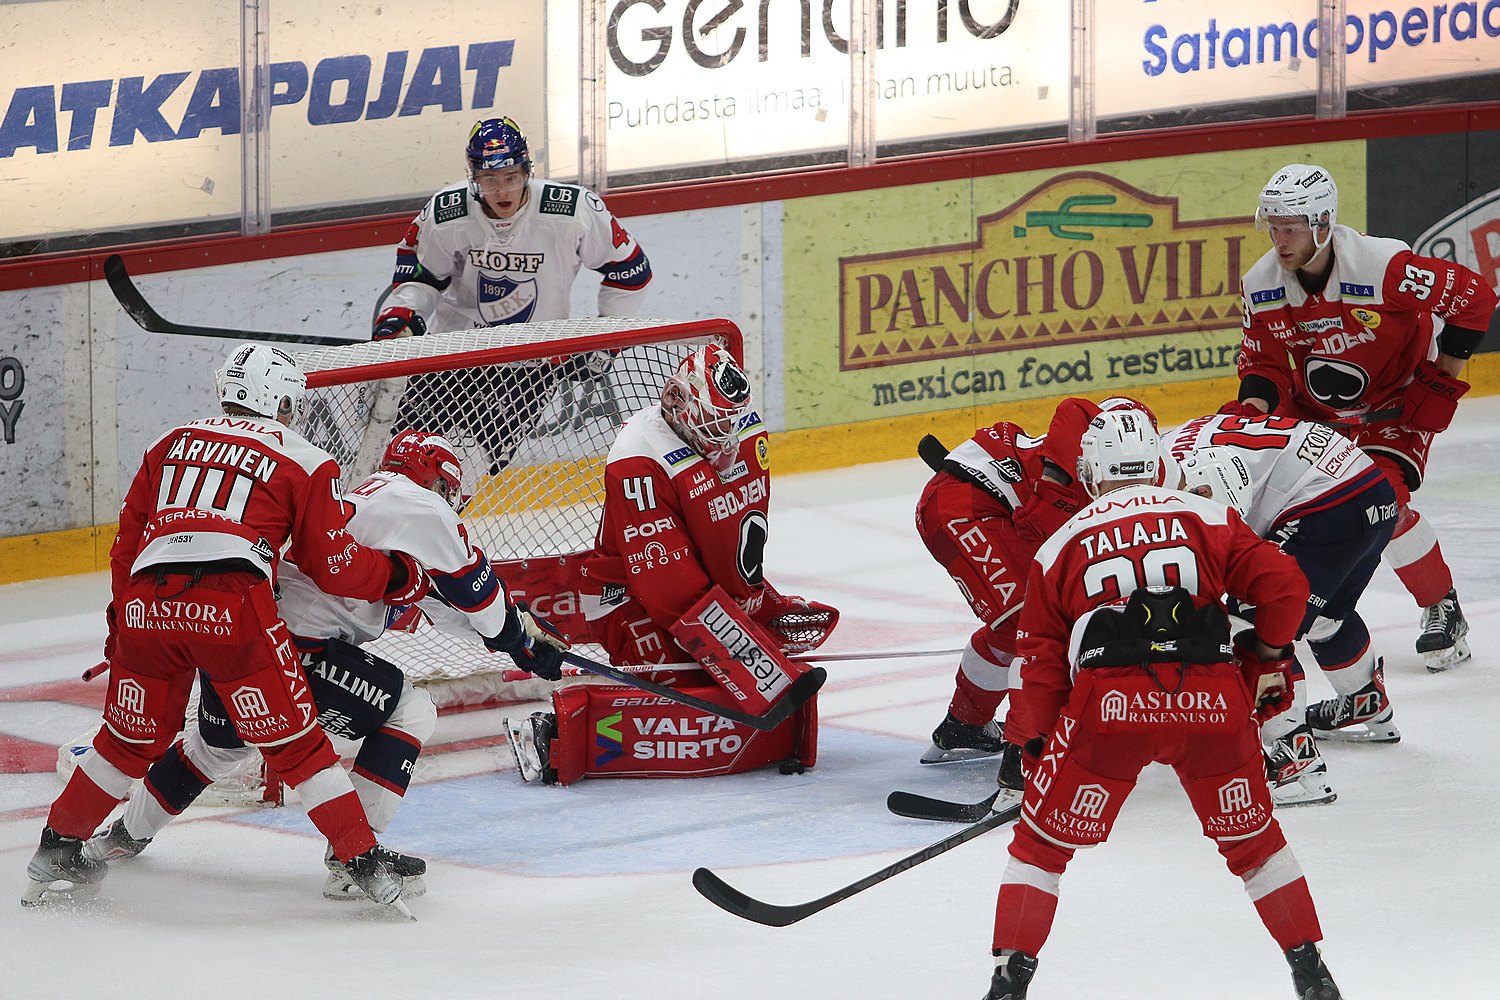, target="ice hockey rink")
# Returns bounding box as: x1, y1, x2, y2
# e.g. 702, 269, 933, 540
2, 398, 1497, 1000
